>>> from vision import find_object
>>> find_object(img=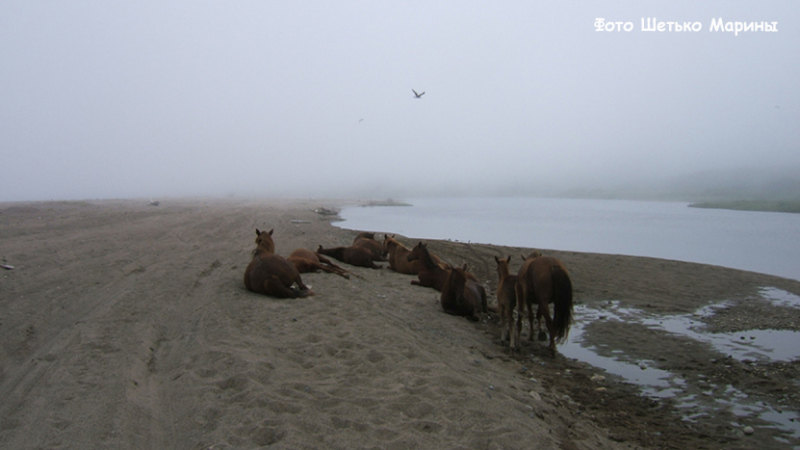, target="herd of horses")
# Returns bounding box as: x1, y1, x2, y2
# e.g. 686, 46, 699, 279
244, 229, 573, 355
